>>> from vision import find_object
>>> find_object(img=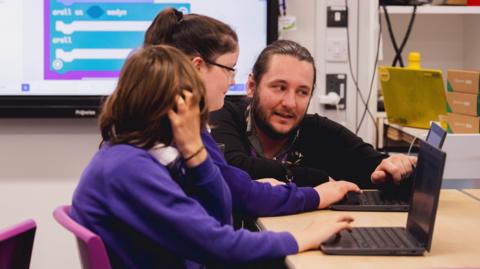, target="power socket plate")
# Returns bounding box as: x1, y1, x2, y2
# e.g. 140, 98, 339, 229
325, 73, 346, 110
327, 6, 348, 28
